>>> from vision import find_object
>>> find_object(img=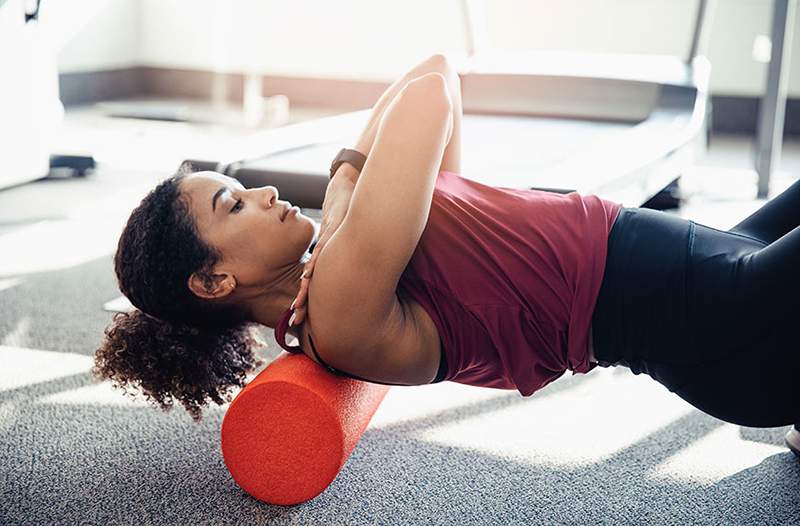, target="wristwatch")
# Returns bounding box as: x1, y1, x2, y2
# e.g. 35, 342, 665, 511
329, 148, 367, 180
